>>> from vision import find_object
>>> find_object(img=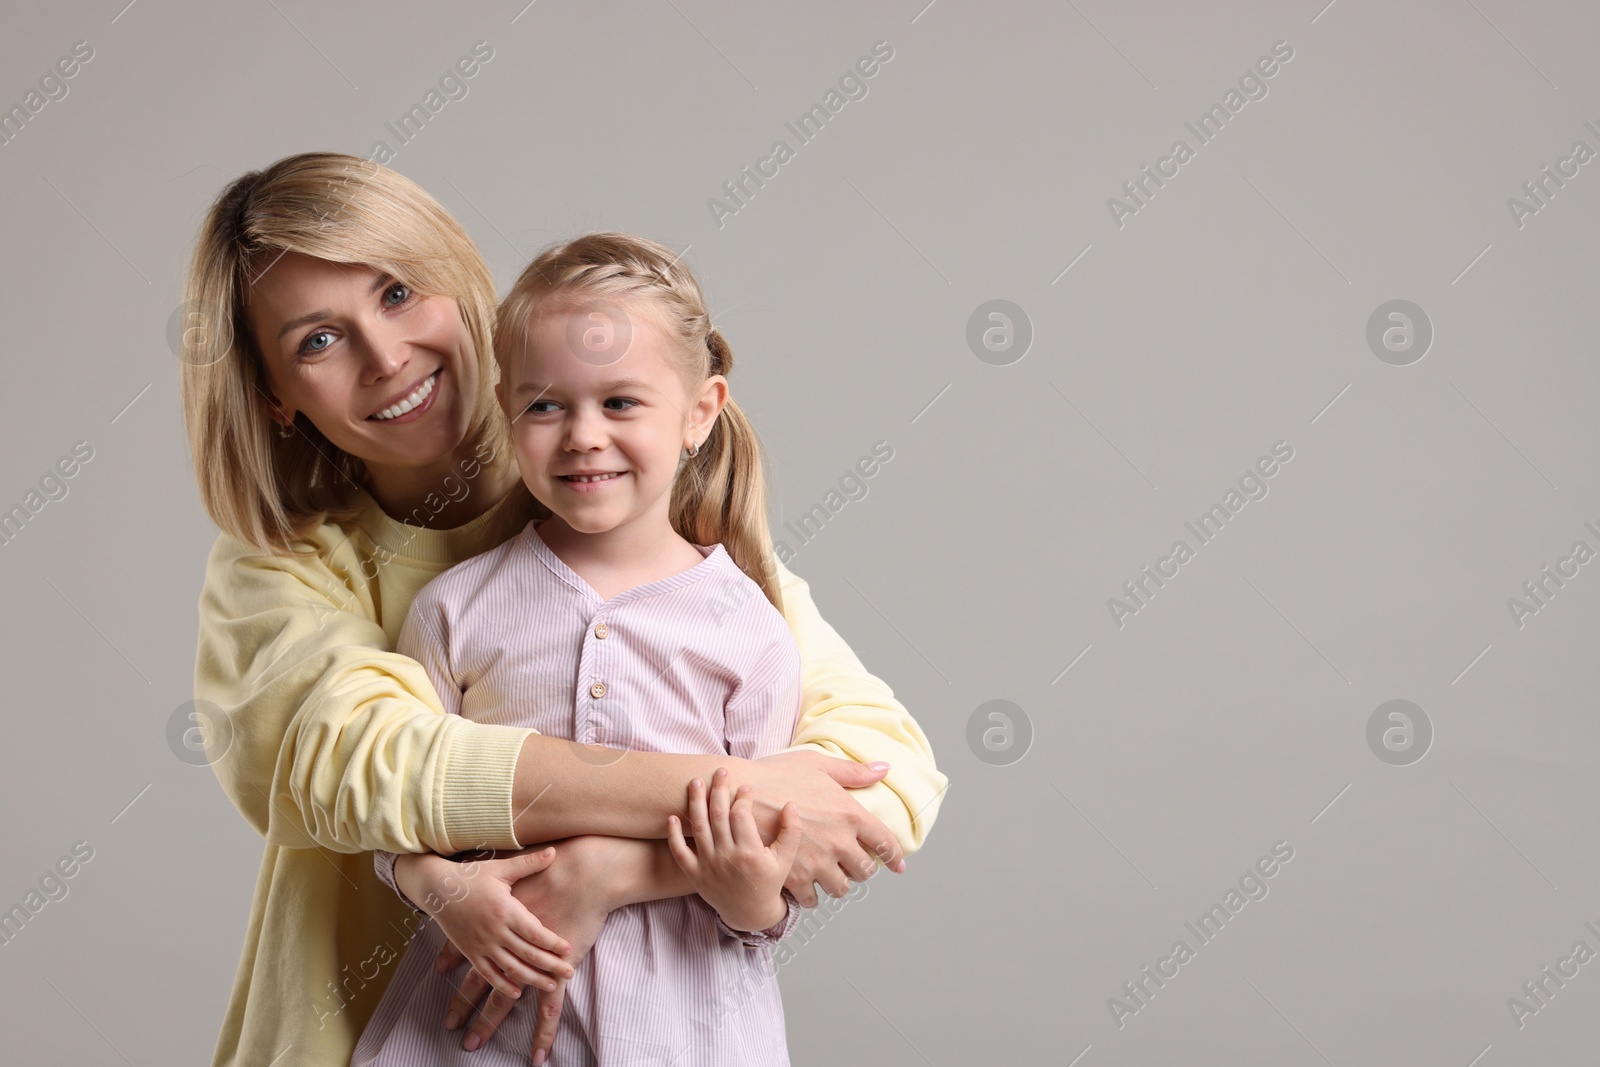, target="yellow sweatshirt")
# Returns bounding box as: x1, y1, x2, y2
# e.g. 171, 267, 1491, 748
195, 484, 947, 1066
